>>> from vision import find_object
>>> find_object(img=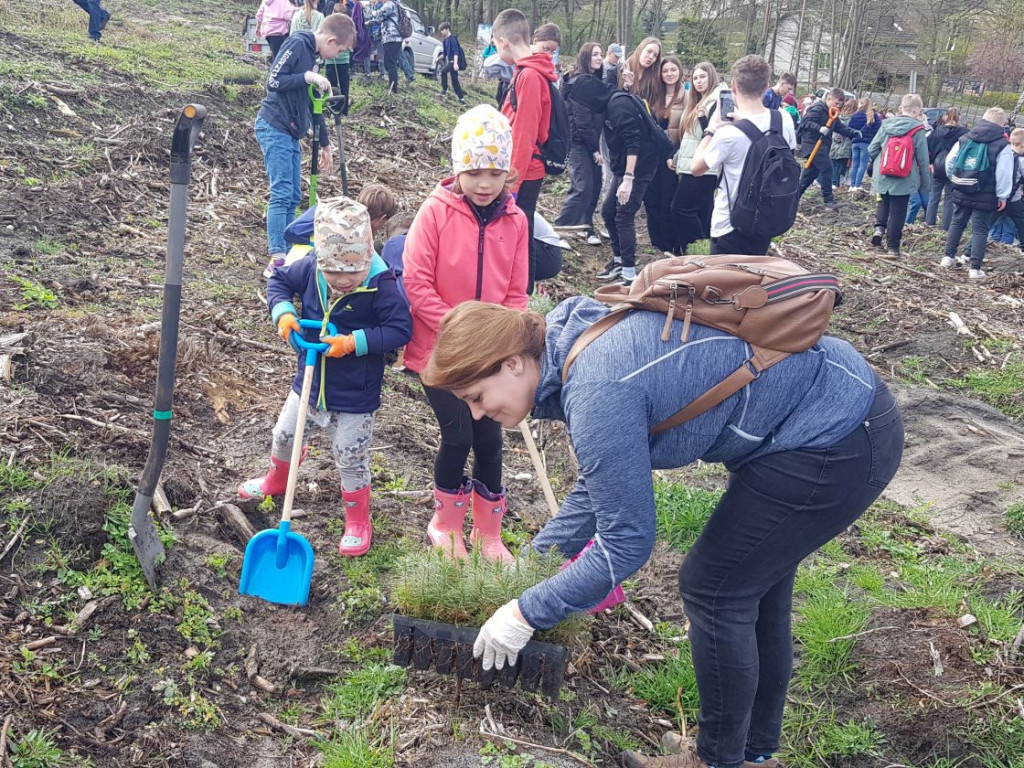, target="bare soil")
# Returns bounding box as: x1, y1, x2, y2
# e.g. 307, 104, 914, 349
2, 3, 1024, 766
